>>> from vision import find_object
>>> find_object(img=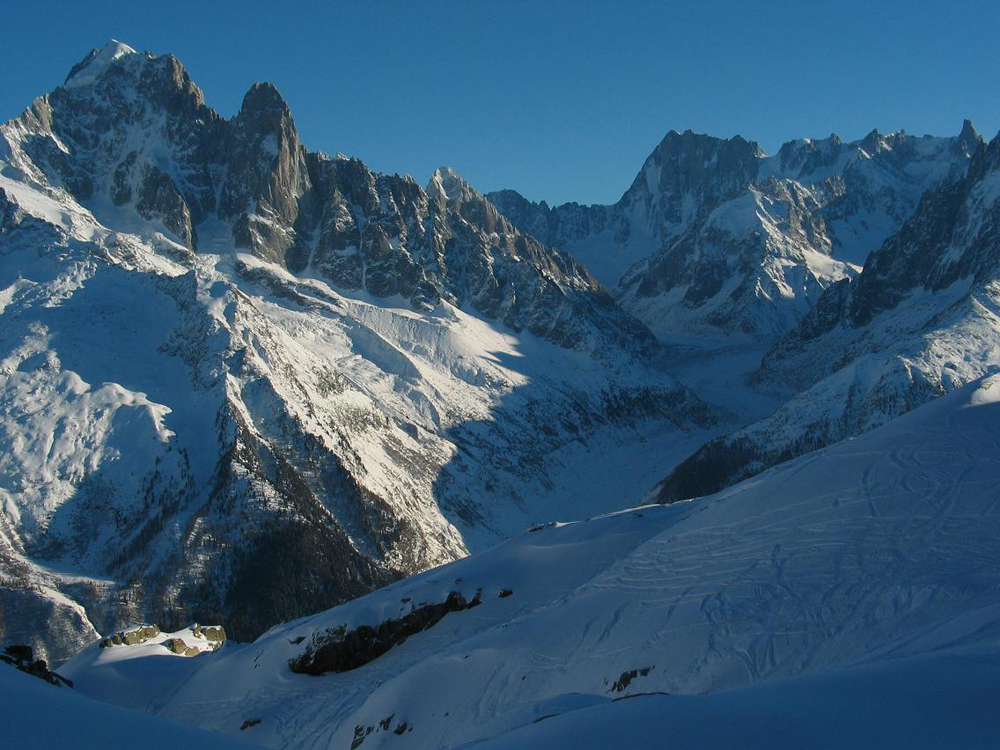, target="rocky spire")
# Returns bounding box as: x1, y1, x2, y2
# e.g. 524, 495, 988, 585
218, 81, 312, 263
957, 118, 983, 155
428, 166, 477, 206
